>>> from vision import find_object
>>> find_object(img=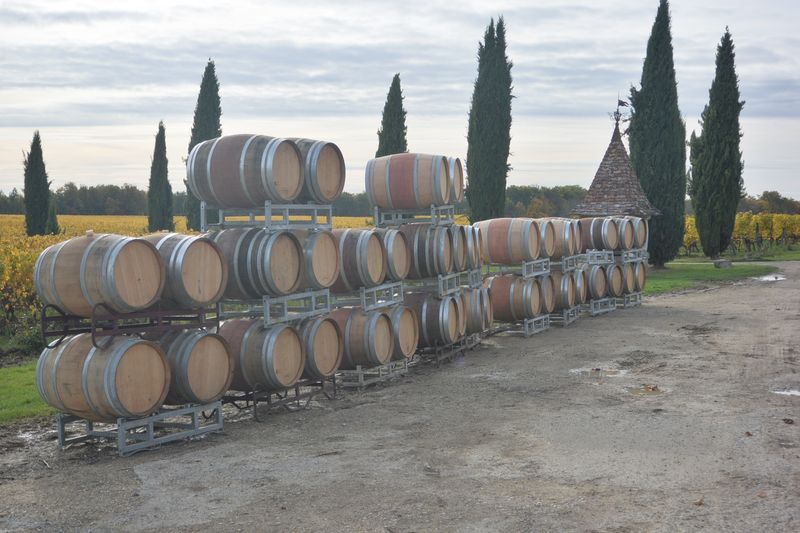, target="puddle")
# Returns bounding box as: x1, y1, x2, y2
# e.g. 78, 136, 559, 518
626, 384, 663, 395
753, 274, 786, 282
570, 367, 629, 378
772, 389, 800, 397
